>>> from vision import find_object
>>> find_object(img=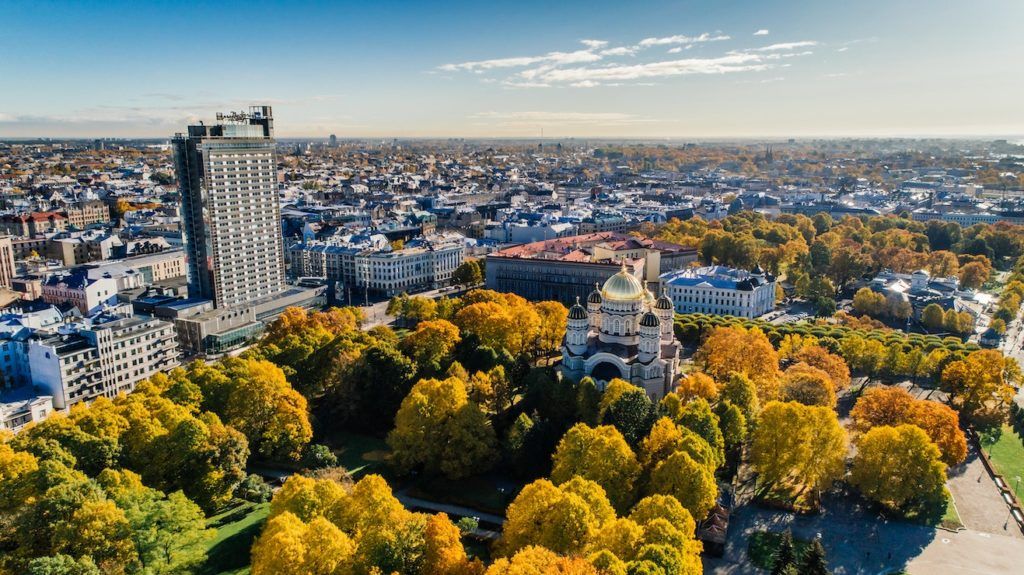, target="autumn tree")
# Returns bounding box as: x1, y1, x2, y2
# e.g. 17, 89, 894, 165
251, 512, 356, 575
850, 387, 966, 466
197, 357, 312, 461
958, 261, 990, 290
921, 303, 945, 331
852, 288, 887, 318
791, 345, 850, 392
646, 451, 717, 520
401, 319, 462, 371
673, 372, 719, 403
780, 363, 837, 407
534, 301, 569, 356
388, 377, 498, 479
500, 478, 609, 556
749, 402, 847, 498
941, 349, 1017, 424
550, 424, 641, 512
851, 425, 946, 511
694, 326, 780, 400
